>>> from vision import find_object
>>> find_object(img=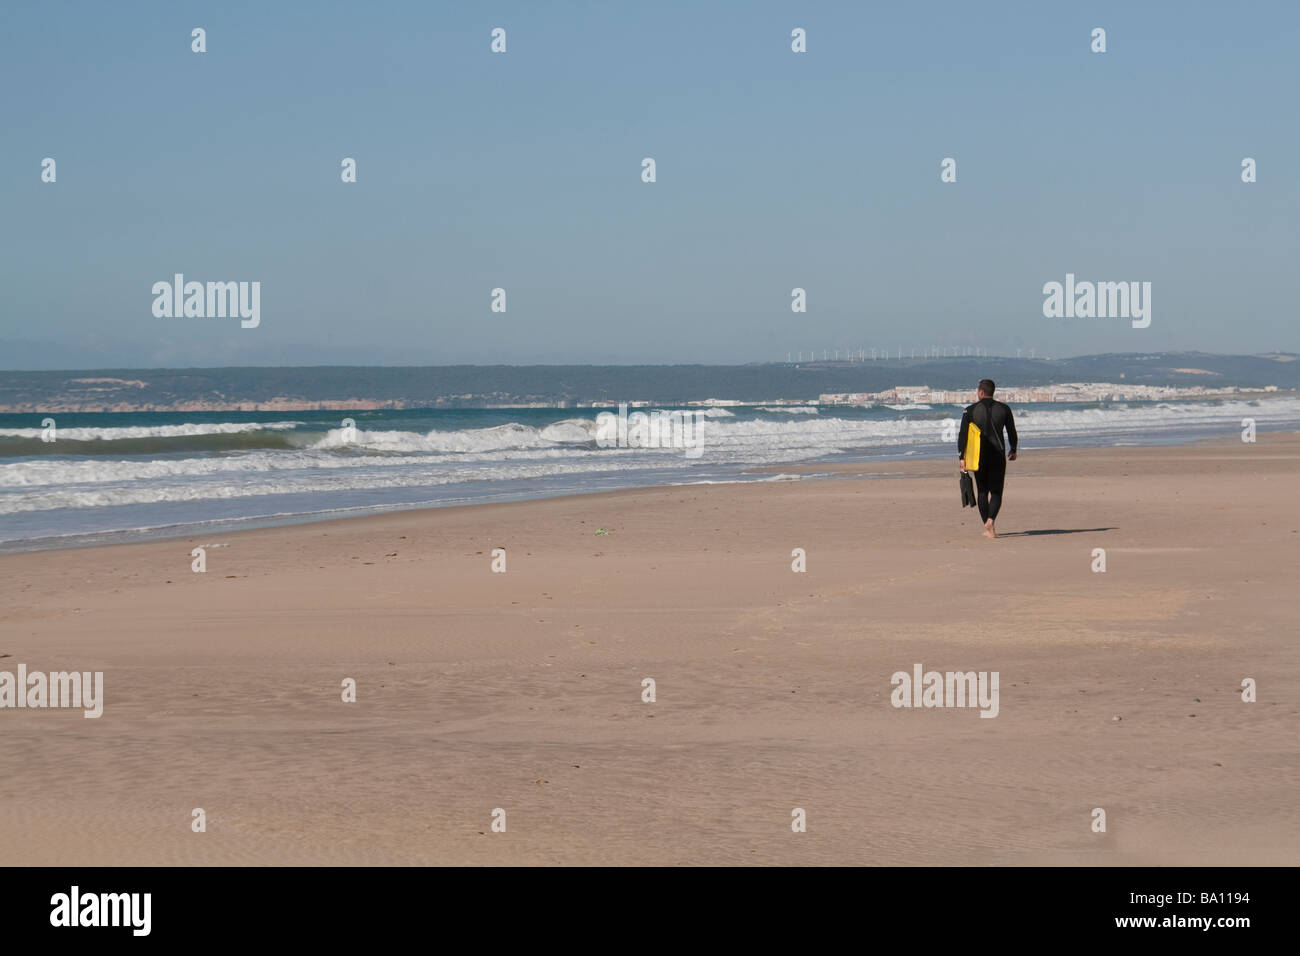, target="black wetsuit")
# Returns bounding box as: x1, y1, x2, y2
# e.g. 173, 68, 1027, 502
957, 398, 1018, 522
